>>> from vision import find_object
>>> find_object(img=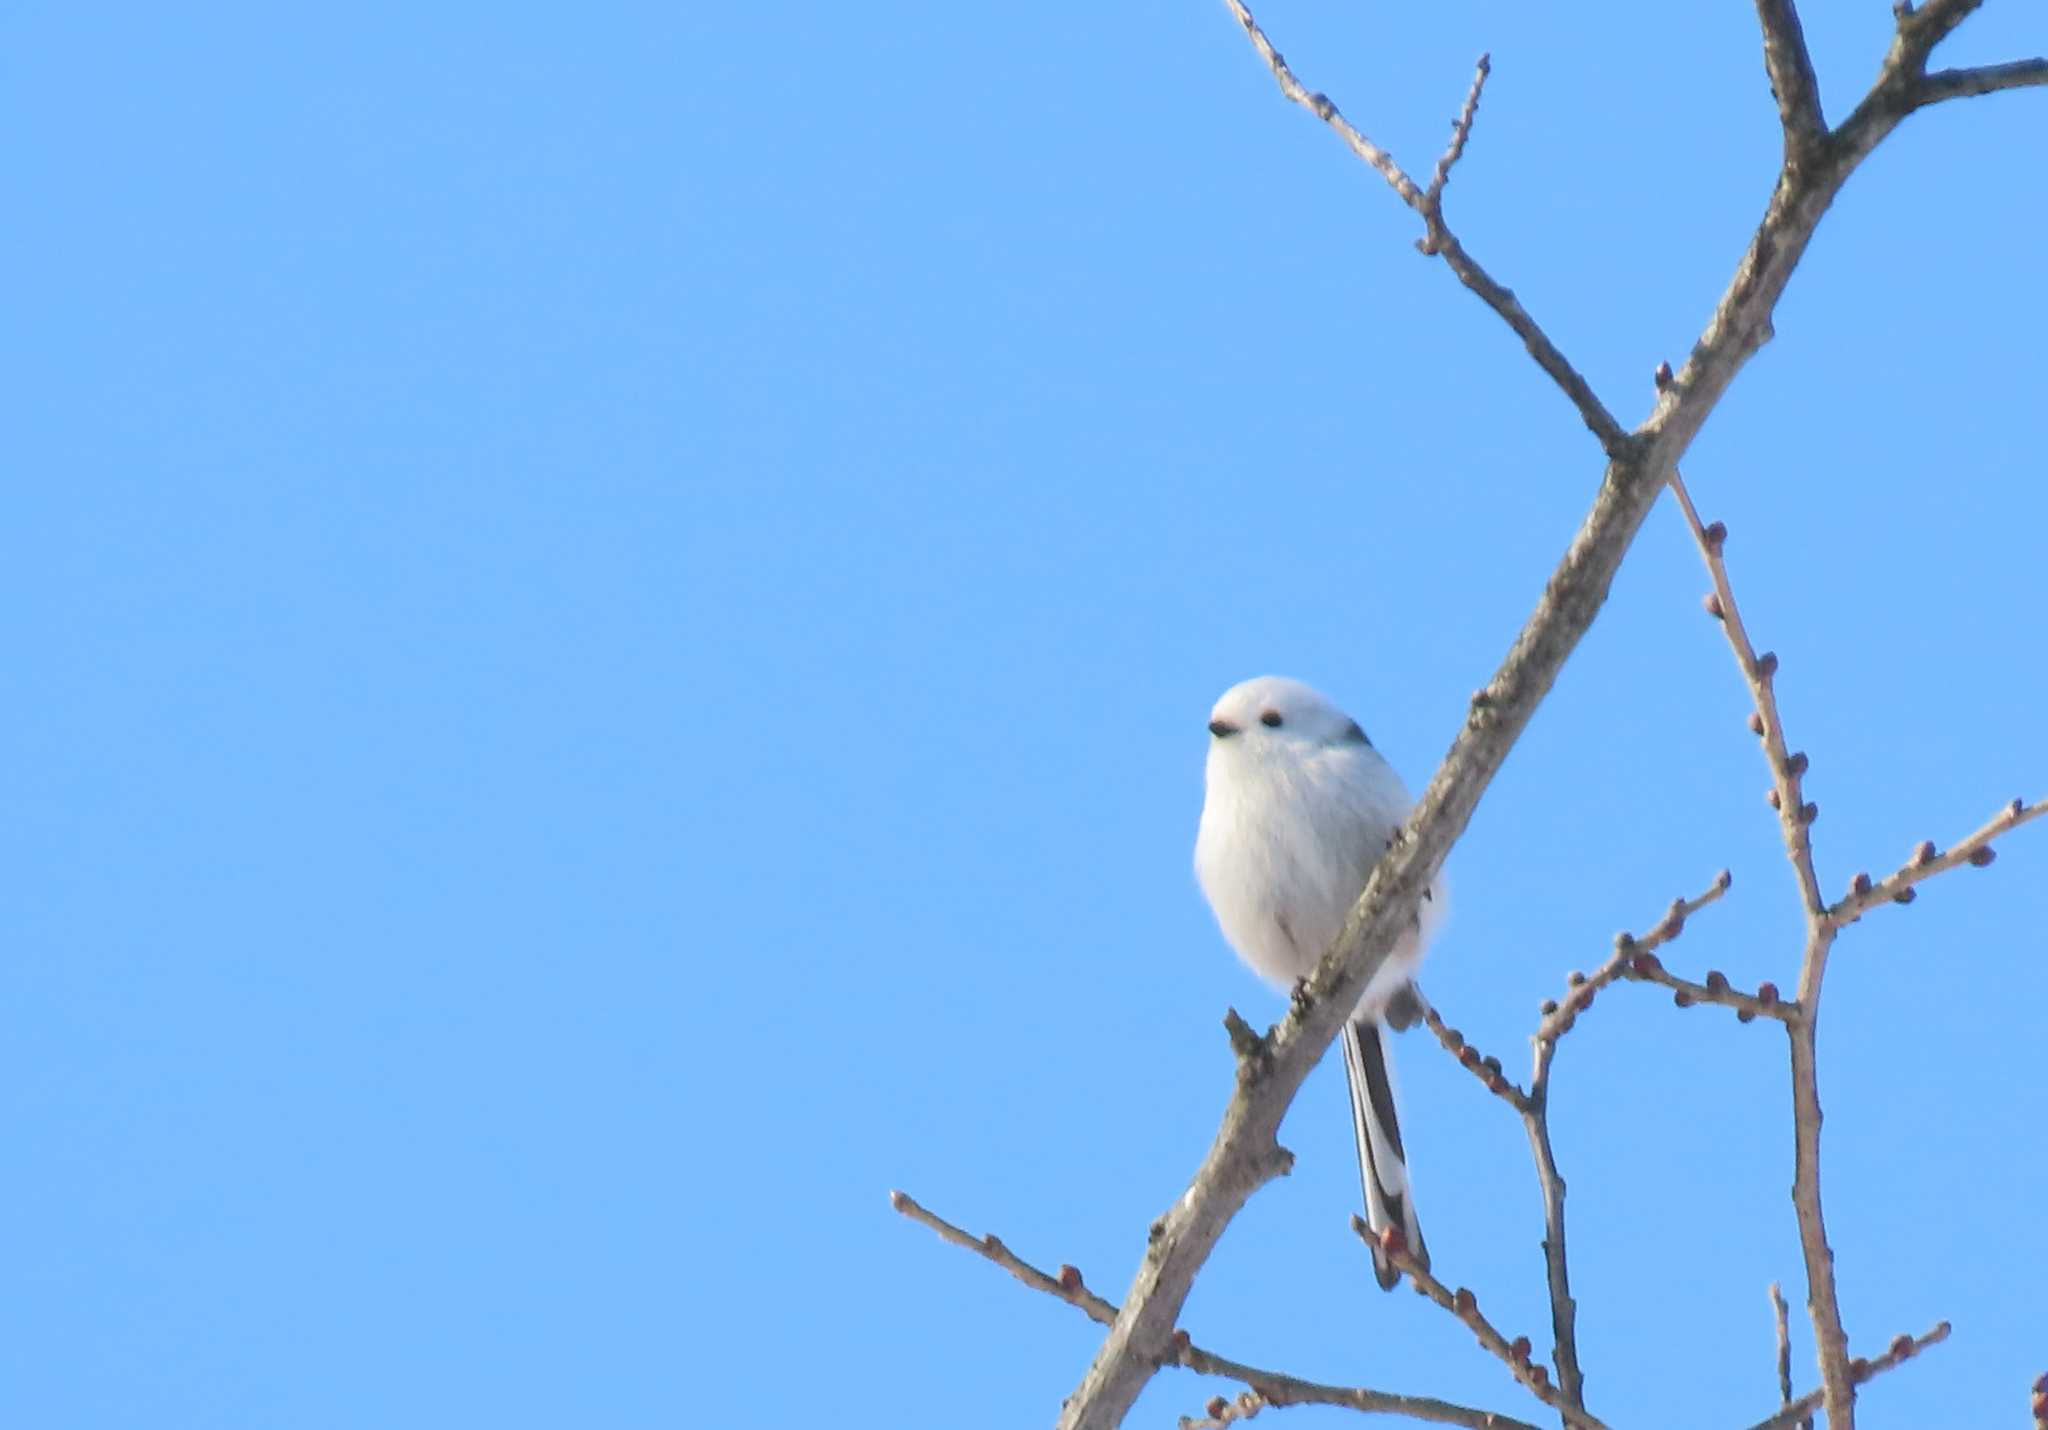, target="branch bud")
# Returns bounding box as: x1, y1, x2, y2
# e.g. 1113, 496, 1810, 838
1703, 591, 1725, 620
1674, 990, 1694, 1007
1654, 361, 1674, 390
1968, 846, 1997, 868
1755, 651, 1779, 679
1756, 981, 1779, 1005
1801, 802, 1819, 825
1453, 1287, 1476, 1315
1705, 970, 1729, 994
1704, 520, 1727, 550
1766, 789, 1782, 810
1913, 840, 1936, 866
1632, 951, 1663, 977
1059, 1264, 1083, 1291
1747, 711, 1765, 736
1783, 751, 1809, 778
1850, 872, 1871, 896
1893, 887, 1918, 905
